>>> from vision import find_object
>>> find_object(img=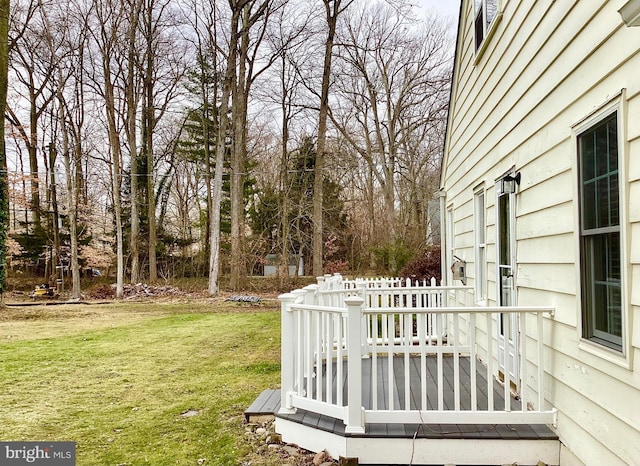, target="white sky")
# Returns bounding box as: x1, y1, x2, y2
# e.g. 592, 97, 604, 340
416, 0, 462, 22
